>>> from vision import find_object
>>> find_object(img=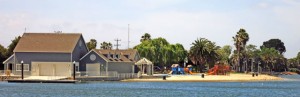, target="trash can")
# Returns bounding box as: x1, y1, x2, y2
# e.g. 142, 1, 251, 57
256, 73, 258, 76
252, 73, 255, 77
201, 74, 205, 78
